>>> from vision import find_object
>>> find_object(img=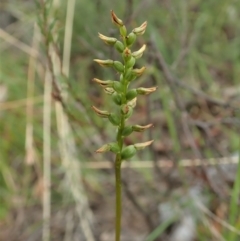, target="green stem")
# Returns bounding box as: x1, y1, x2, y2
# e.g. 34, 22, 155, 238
115, 82, 127, 240
115, 116, 125, 240
115, 153, 122, 241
